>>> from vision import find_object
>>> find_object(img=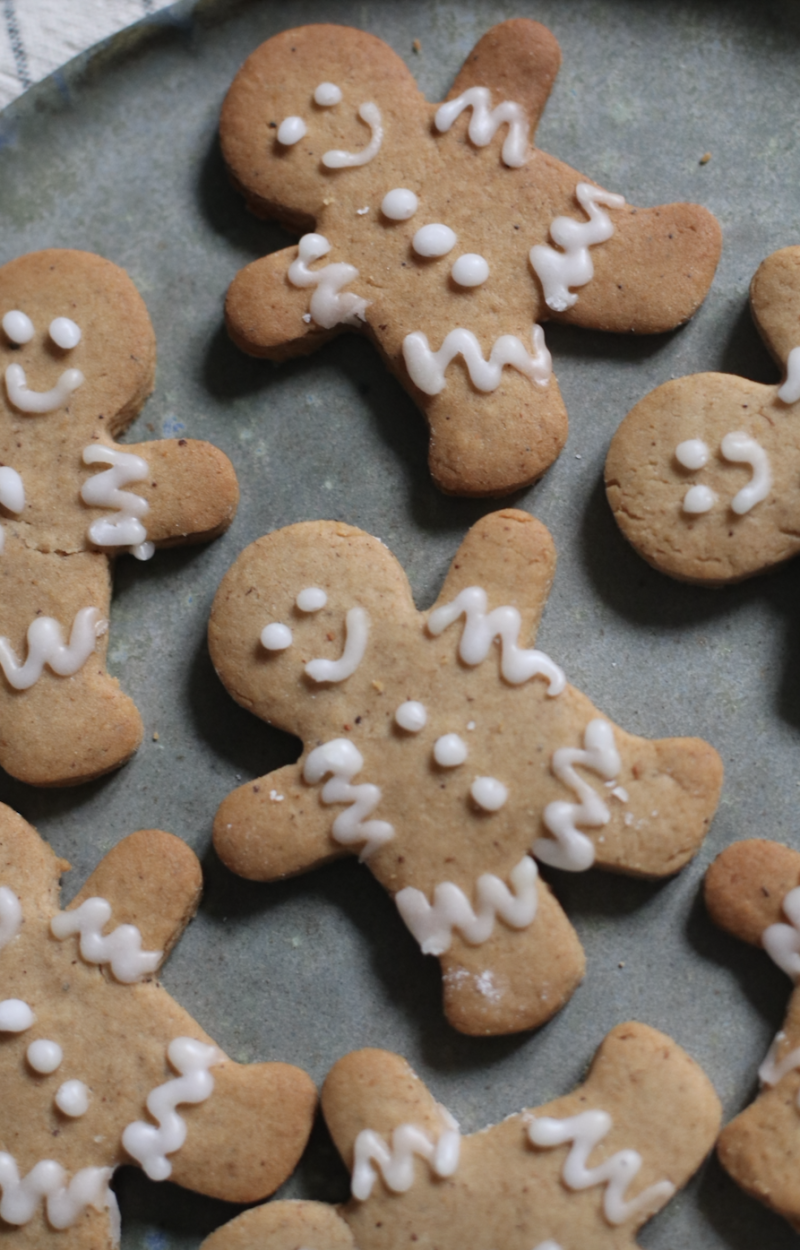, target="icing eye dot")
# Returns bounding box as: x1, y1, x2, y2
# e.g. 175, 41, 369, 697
27, 1039, 64, 1074
381, 188, 419, 221
49, 317, 82, 350
433, 733, 468, 767
675, 439, 709, 471
0, 998, 35, 1032
471, 776, 508, 811
682, 484, 716, 515
314, 82, 342, 106
2, 310, 34, 345
296, 587, 327, 612
277, 116, 307, 145
413, 224, 457, 258
260, 623, 293, 651
451, 253, 490, 288
395, 701, 427, 732
55, 1079, 90, 1118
